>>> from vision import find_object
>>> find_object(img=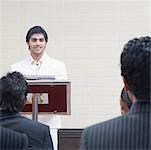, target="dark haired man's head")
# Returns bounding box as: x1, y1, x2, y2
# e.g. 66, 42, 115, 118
26, 26, 48, 43
26, 26, 48, 60
121, 36, 151, 100
0, 72, 27, 112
